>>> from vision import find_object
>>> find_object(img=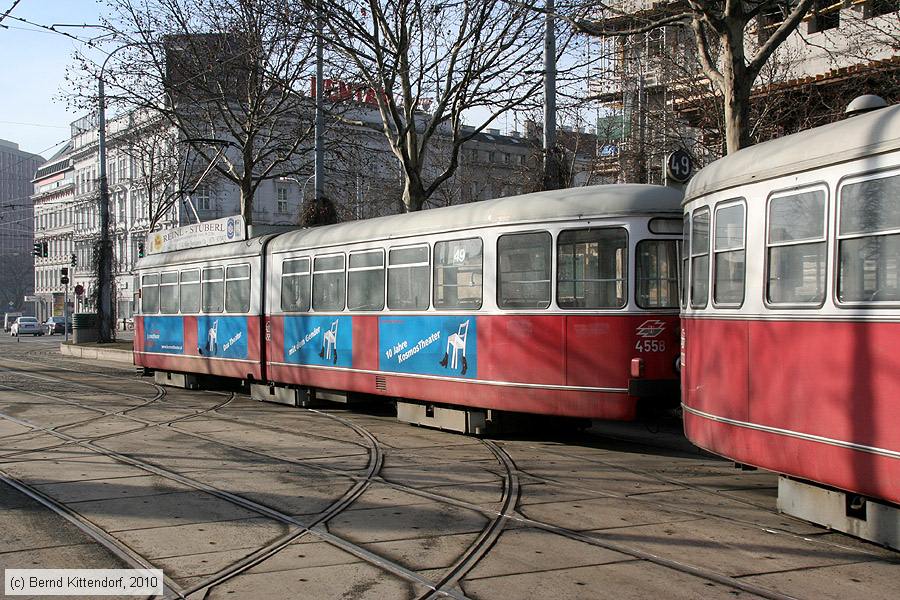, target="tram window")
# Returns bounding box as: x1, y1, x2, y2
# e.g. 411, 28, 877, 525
434, 238, 483, 310
681, 216, 690, 308
497, 232, 551, 309
648, 218, 683, 235
636, 240, 679, 309
713, 202, 746, 306
225, 264, 251, 313
159, 272, 179, 314
313, 254, 345, 311
388, 245, 429, 310
558, 228, 627, 309
180, 270, 200, 314
767, 190, 826, 304
201, 266, 225, 313
690, 209, 710, 308
141, 273, 159, 314
281, 258, 310, 312
348, 250, 385, 311
838, 172, 900, 303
